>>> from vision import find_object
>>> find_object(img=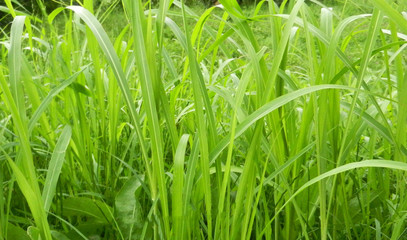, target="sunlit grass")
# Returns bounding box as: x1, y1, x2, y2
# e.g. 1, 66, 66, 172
0, 0, 407, 239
